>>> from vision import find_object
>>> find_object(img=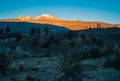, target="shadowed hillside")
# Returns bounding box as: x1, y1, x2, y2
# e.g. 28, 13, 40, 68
0, 22, 69, 33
